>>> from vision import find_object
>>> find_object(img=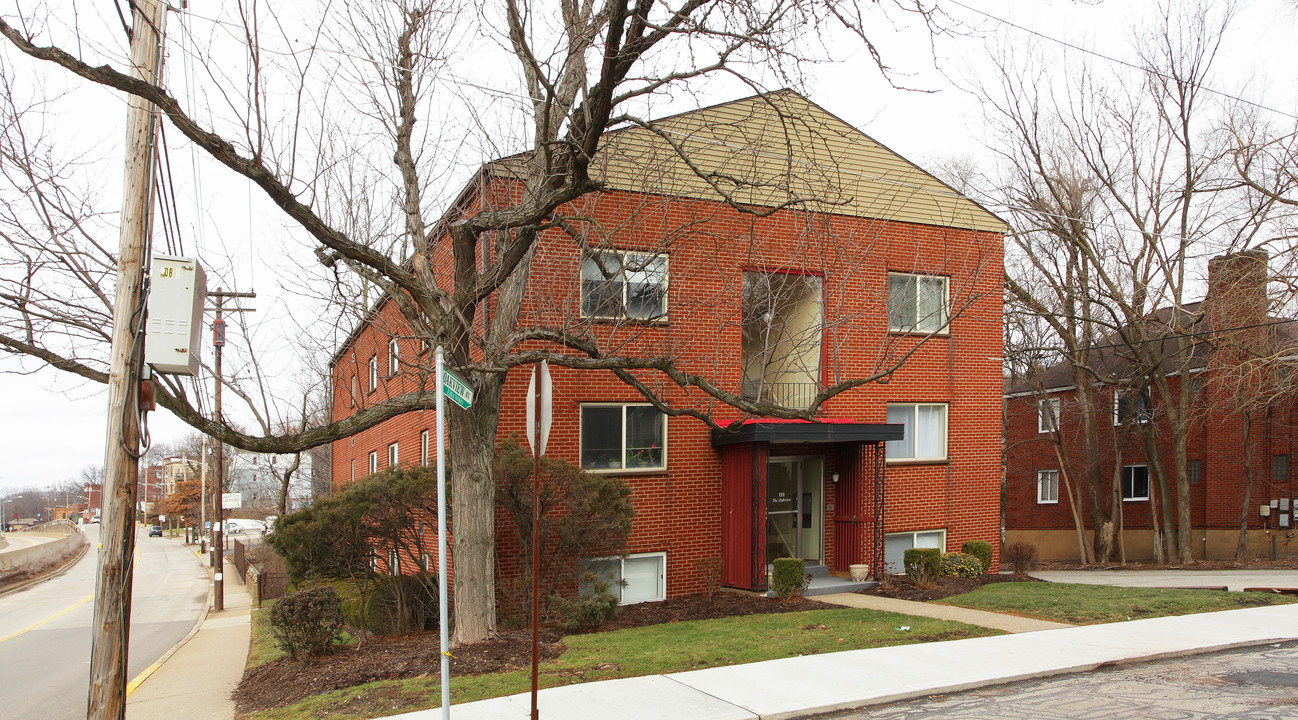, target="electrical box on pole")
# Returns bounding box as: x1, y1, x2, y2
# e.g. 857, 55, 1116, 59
145, 254, 206, 376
